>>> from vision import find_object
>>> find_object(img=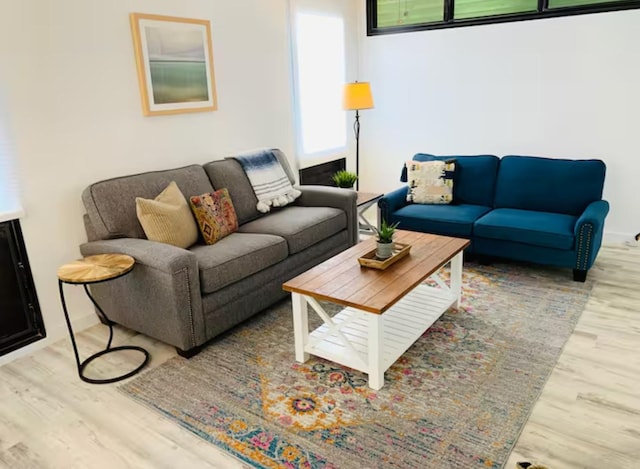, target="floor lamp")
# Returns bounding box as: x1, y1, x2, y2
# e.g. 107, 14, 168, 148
343, 82, 374, 191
